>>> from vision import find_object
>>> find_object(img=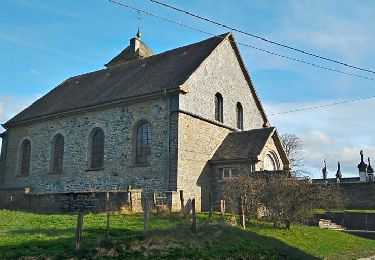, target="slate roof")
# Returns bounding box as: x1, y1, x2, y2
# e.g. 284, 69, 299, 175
211, 127, 275, 161
5, 33, 228, 126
